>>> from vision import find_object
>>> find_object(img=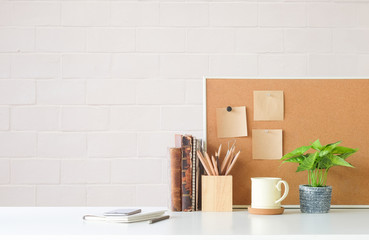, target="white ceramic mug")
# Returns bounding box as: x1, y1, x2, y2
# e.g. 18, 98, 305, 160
251, 177, 289, 209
